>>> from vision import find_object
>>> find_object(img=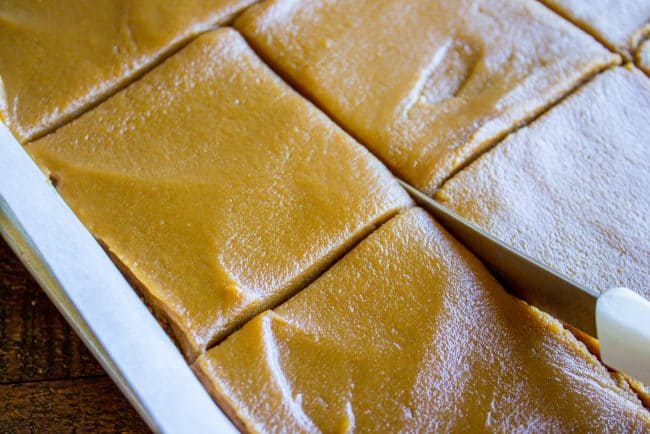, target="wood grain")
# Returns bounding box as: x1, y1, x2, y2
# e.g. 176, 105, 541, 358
0, 377, 148, 432
0, 238, 148, 431
0, 238, 104, 383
